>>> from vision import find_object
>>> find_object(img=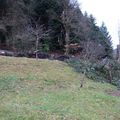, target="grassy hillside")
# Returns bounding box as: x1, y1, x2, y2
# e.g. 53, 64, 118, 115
0, 56, 120, 120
